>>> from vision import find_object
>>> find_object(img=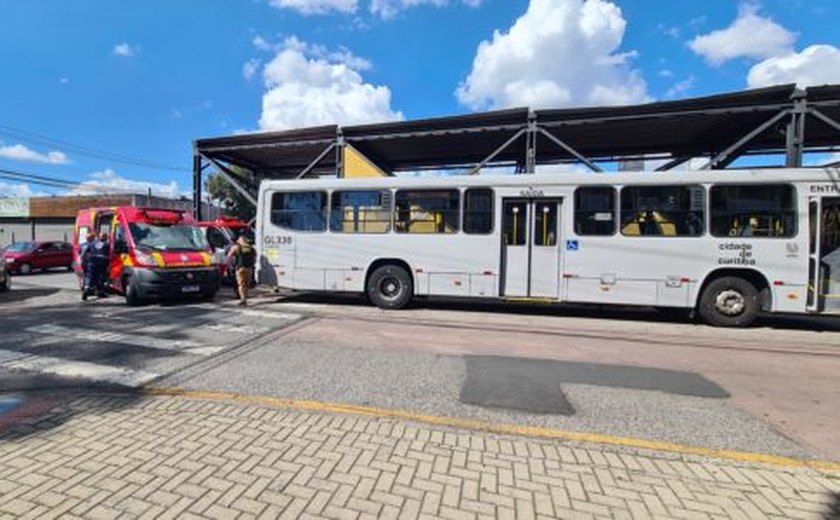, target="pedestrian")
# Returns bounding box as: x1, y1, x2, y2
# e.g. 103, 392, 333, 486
80, 231, 96, 301
94, 232, 111, 297
227, 235, 257, 306
81, 232, 110, 300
